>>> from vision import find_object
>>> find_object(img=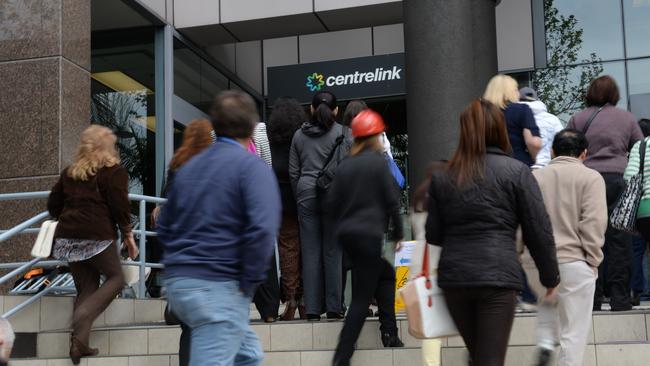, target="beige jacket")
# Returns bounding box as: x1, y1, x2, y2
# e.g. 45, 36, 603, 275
531, 156, 607, 268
